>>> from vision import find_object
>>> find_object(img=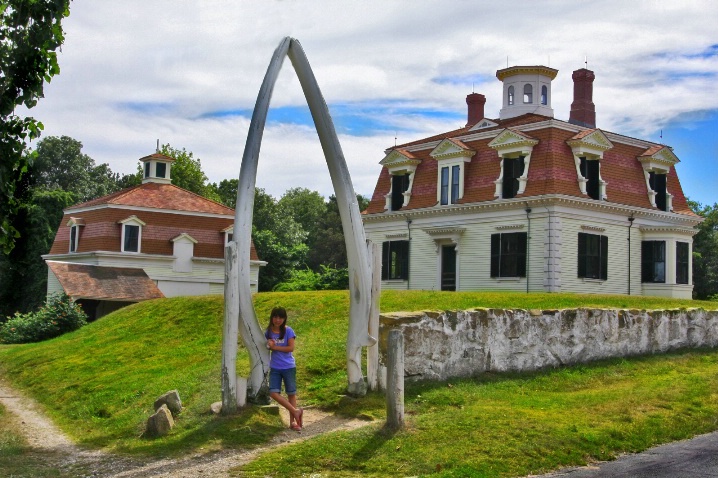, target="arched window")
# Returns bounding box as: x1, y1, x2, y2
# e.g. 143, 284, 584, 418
541, 85, 547, 105
523, 84, 533, 104
508, 86, 514, 105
